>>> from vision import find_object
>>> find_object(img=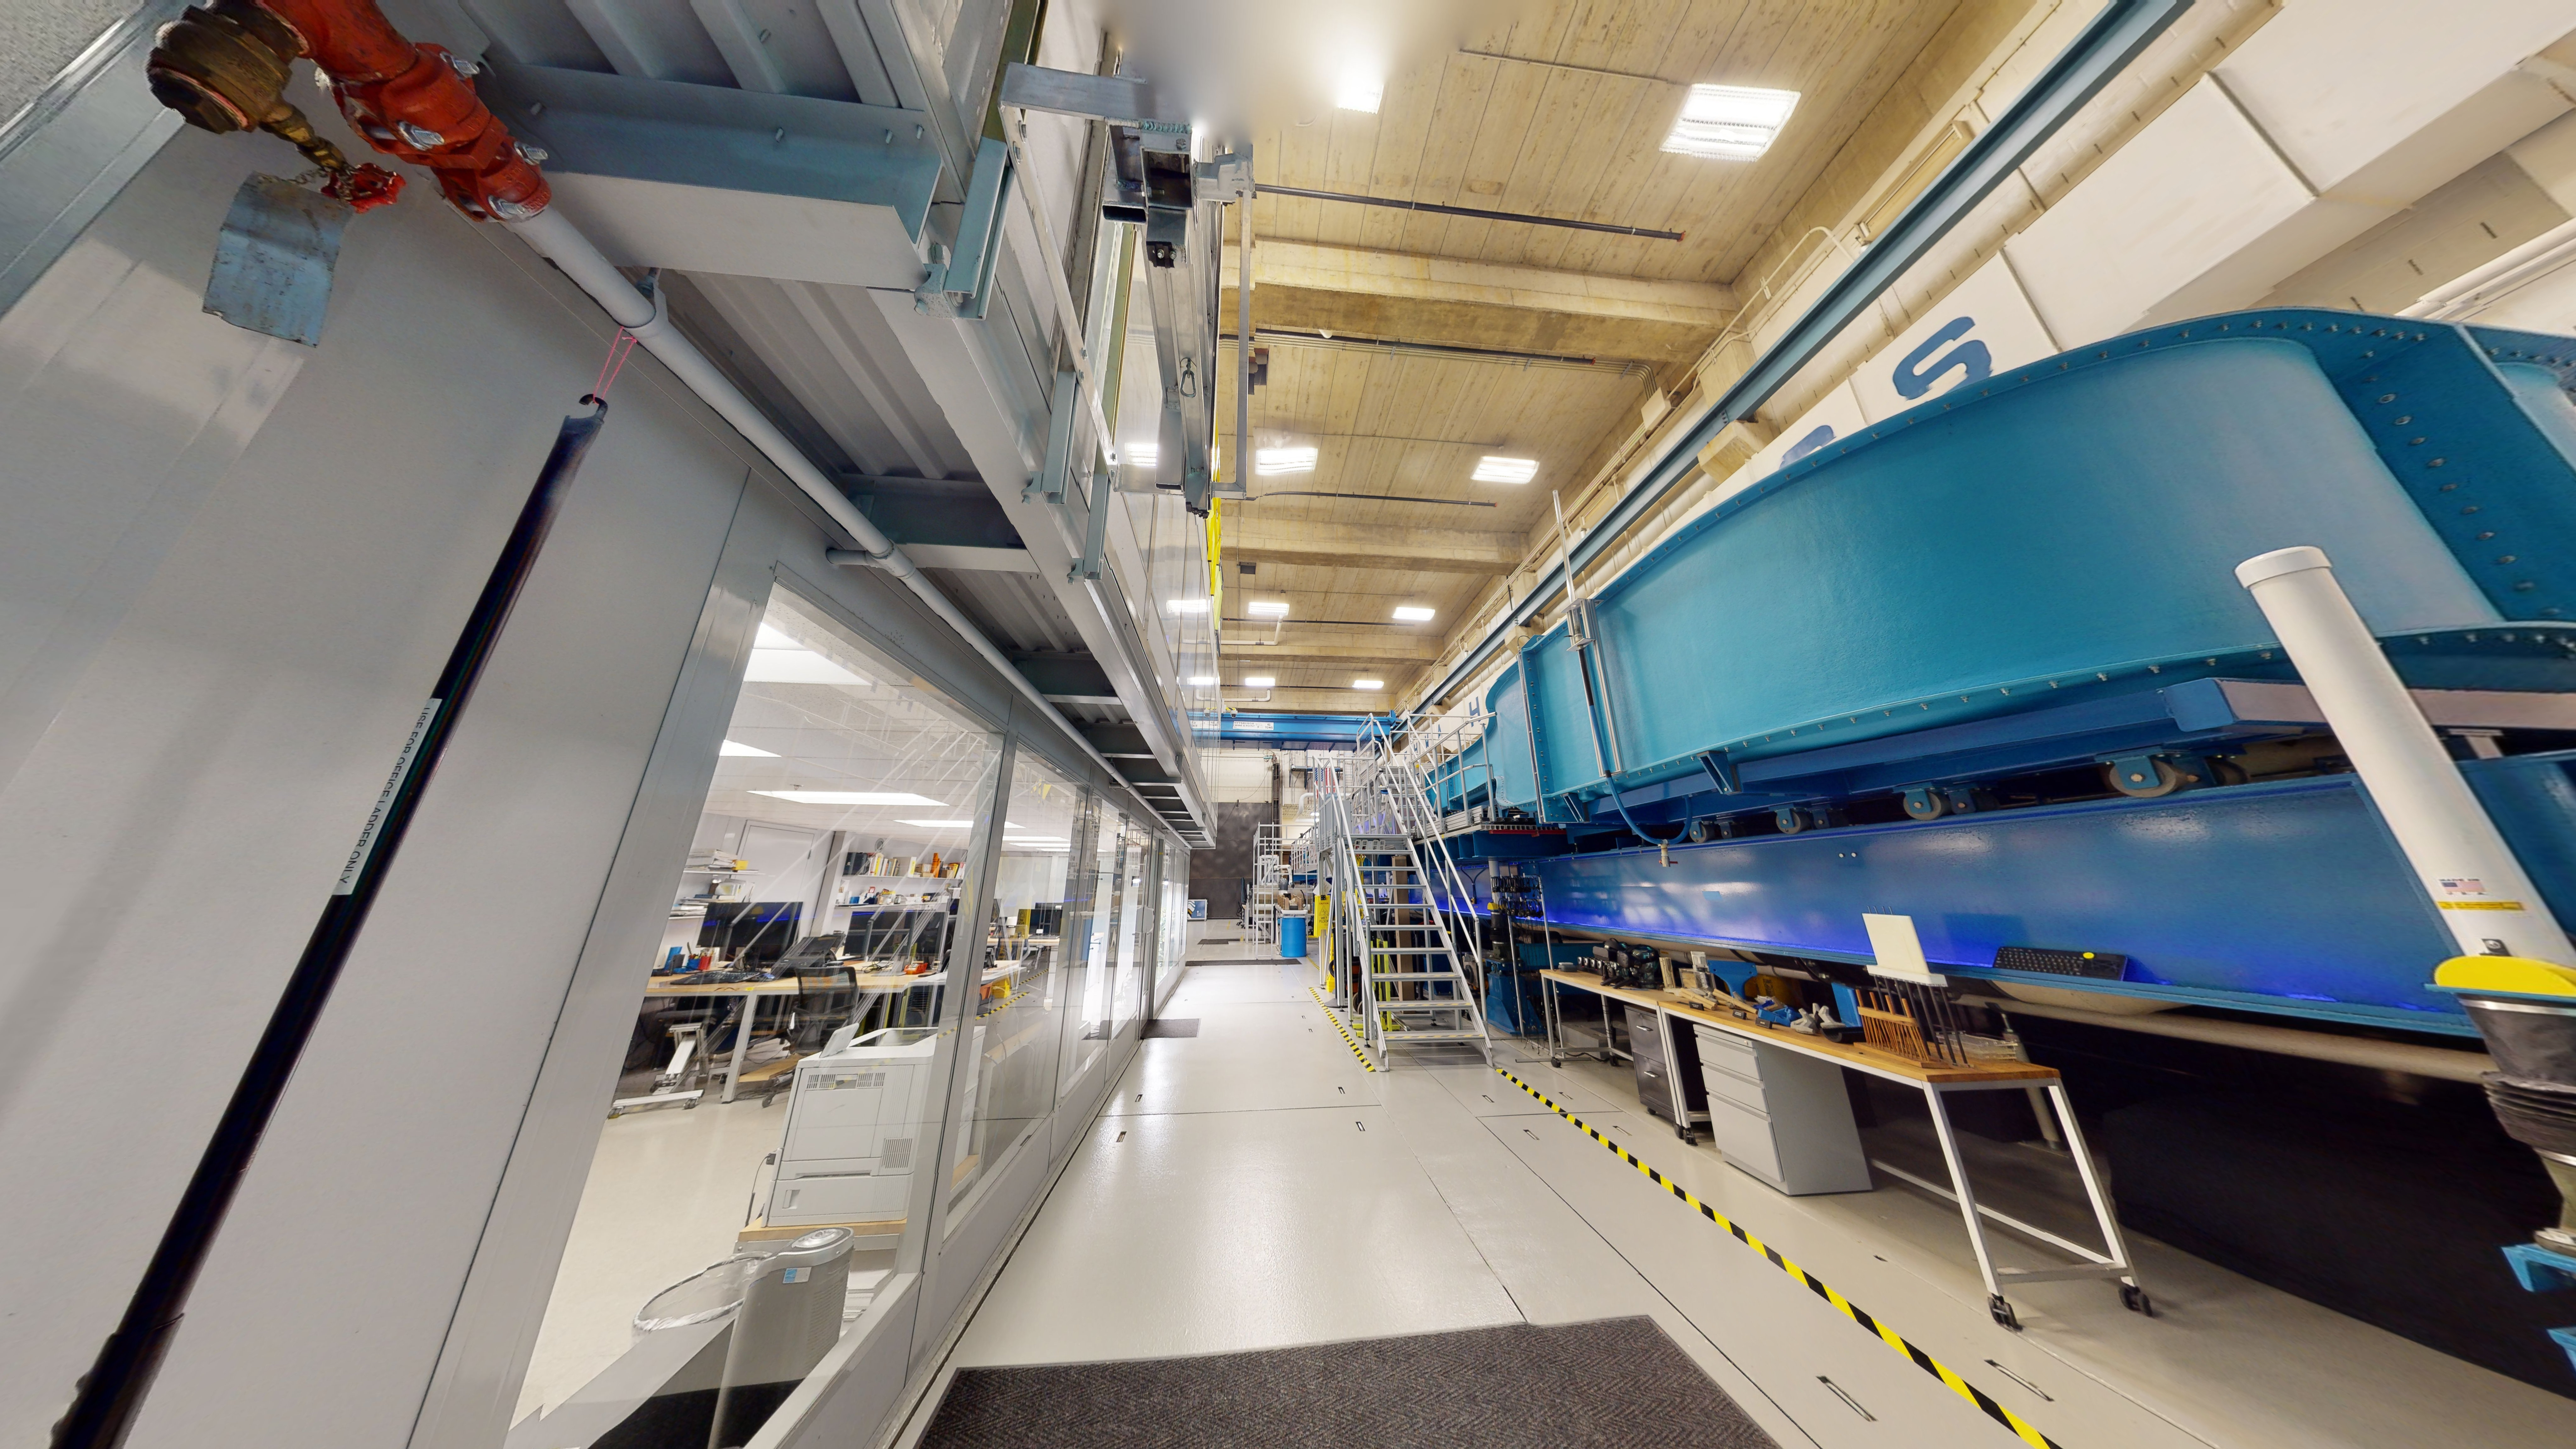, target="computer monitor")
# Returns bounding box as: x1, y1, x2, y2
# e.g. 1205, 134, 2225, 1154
700, 900, 803, 969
